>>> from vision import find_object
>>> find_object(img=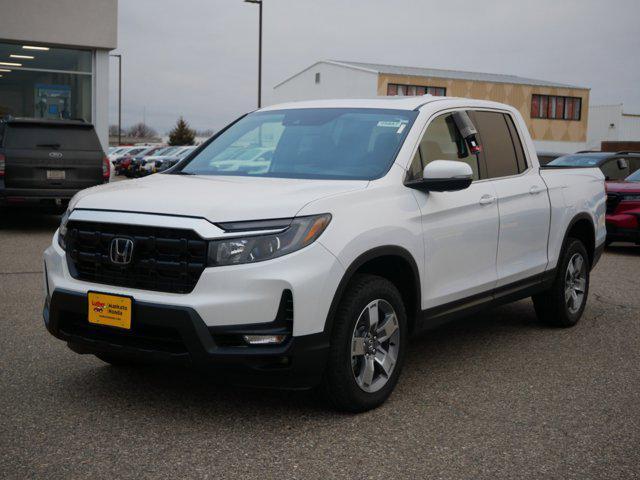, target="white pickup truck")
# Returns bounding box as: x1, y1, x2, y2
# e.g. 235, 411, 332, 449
44, 97, 606, 412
